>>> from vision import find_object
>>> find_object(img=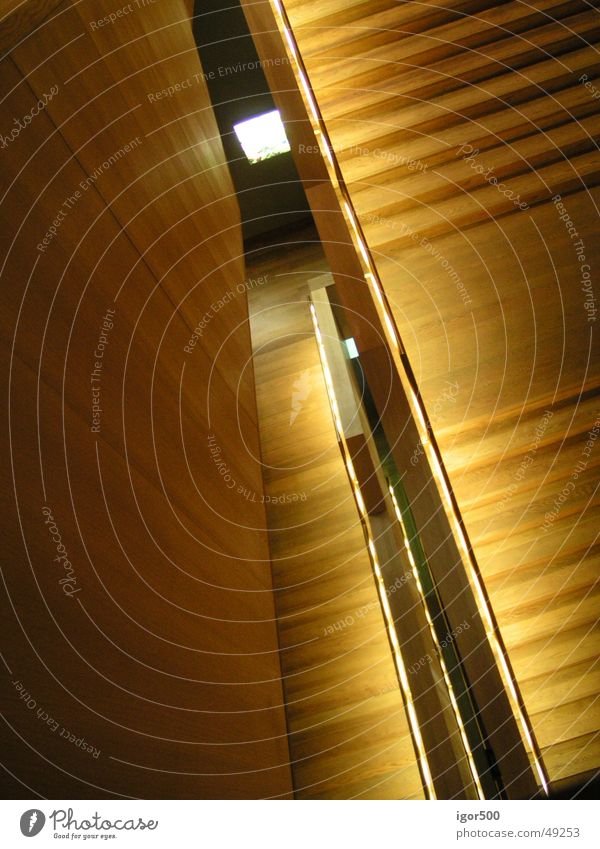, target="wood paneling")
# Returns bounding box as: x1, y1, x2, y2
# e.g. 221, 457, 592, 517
0, 0, 63, 56
278, 0, 600, 789
0, 0, 292, 798
246, 230, 425, 799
